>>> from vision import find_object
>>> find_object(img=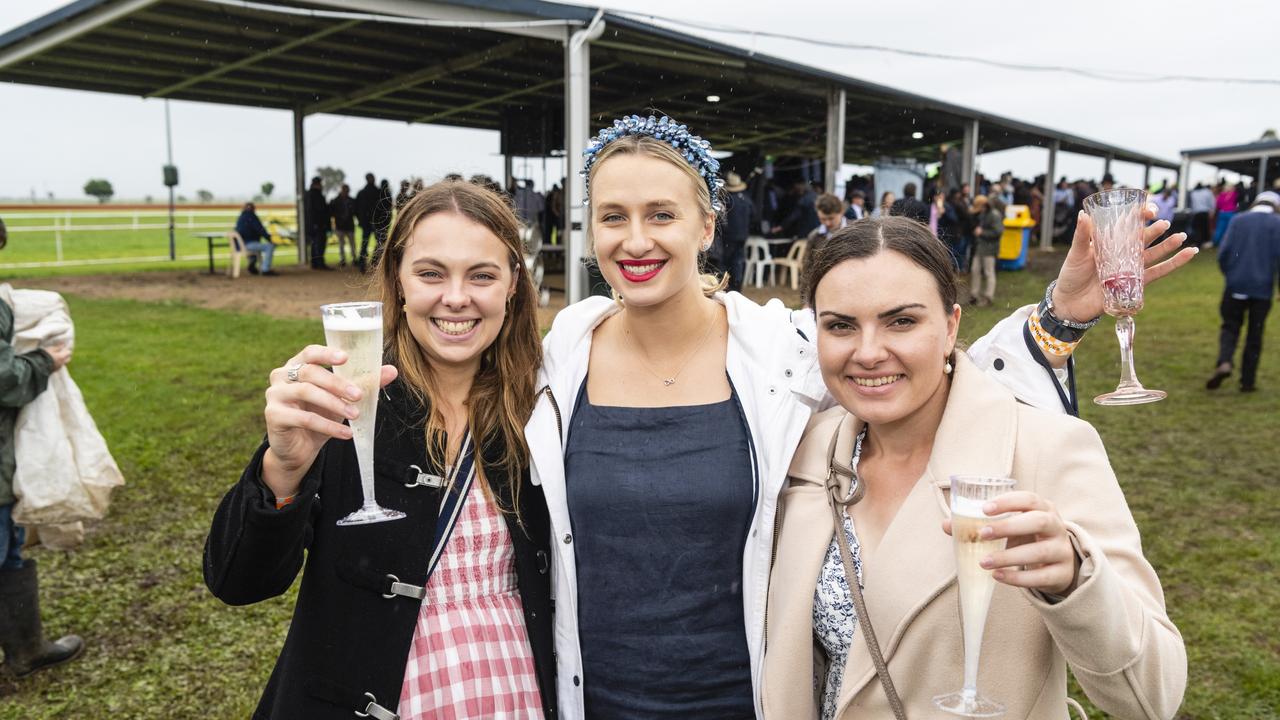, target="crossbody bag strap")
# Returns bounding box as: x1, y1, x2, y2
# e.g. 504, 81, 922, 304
824, 415, 907, 720
424, 432, 478, 582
